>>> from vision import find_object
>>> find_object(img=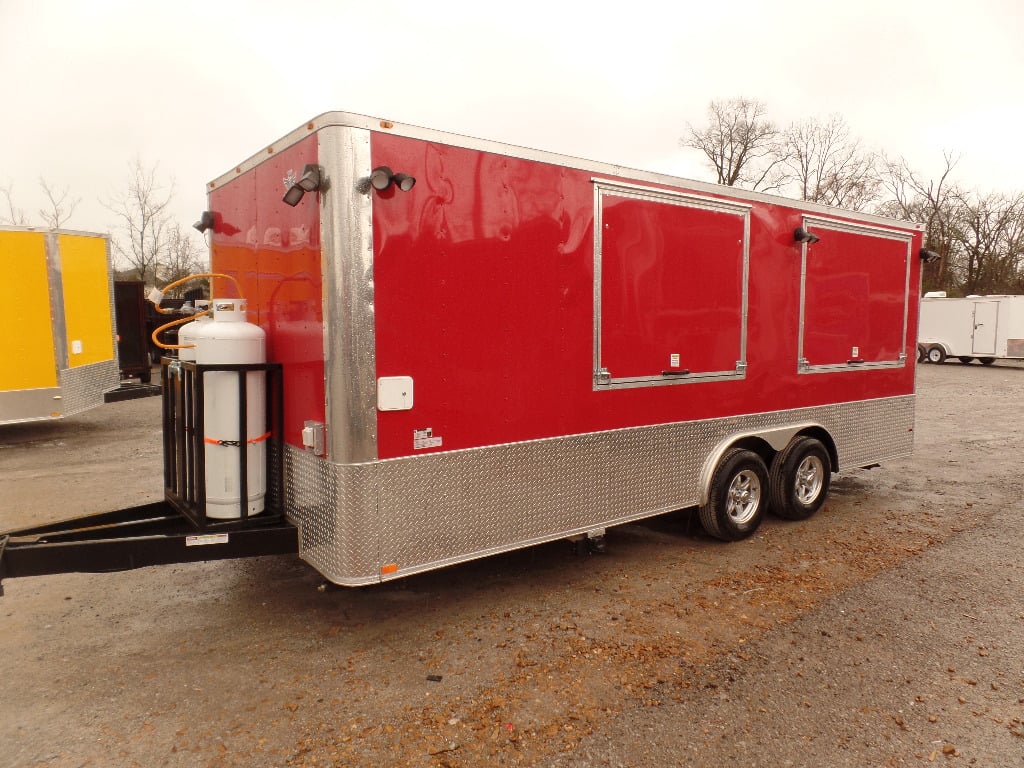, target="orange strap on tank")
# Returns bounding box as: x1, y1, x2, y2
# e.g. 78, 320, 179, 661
204, 432, 271, 447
